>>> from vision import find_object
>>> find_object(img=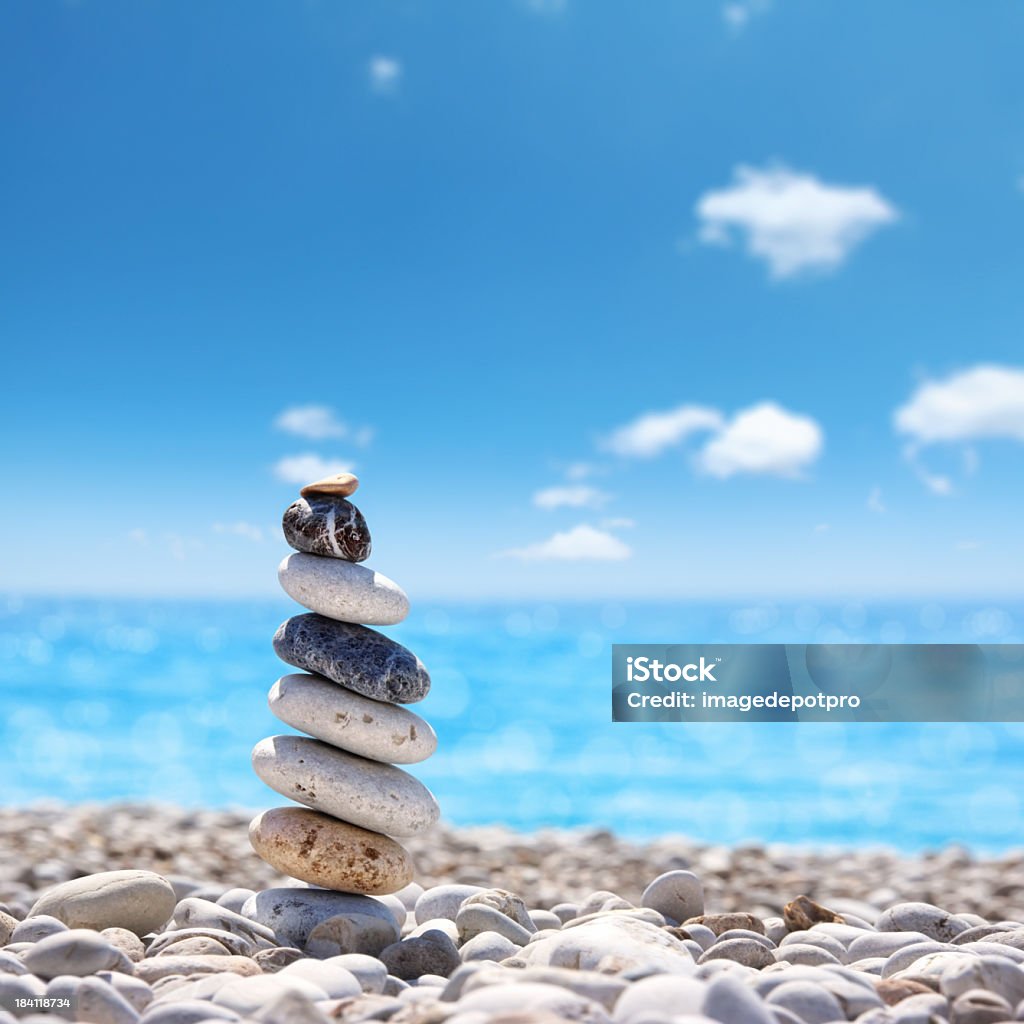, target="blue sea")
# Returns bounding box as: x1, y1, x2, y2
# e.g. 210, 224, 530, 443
3, 595, 1023, 852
